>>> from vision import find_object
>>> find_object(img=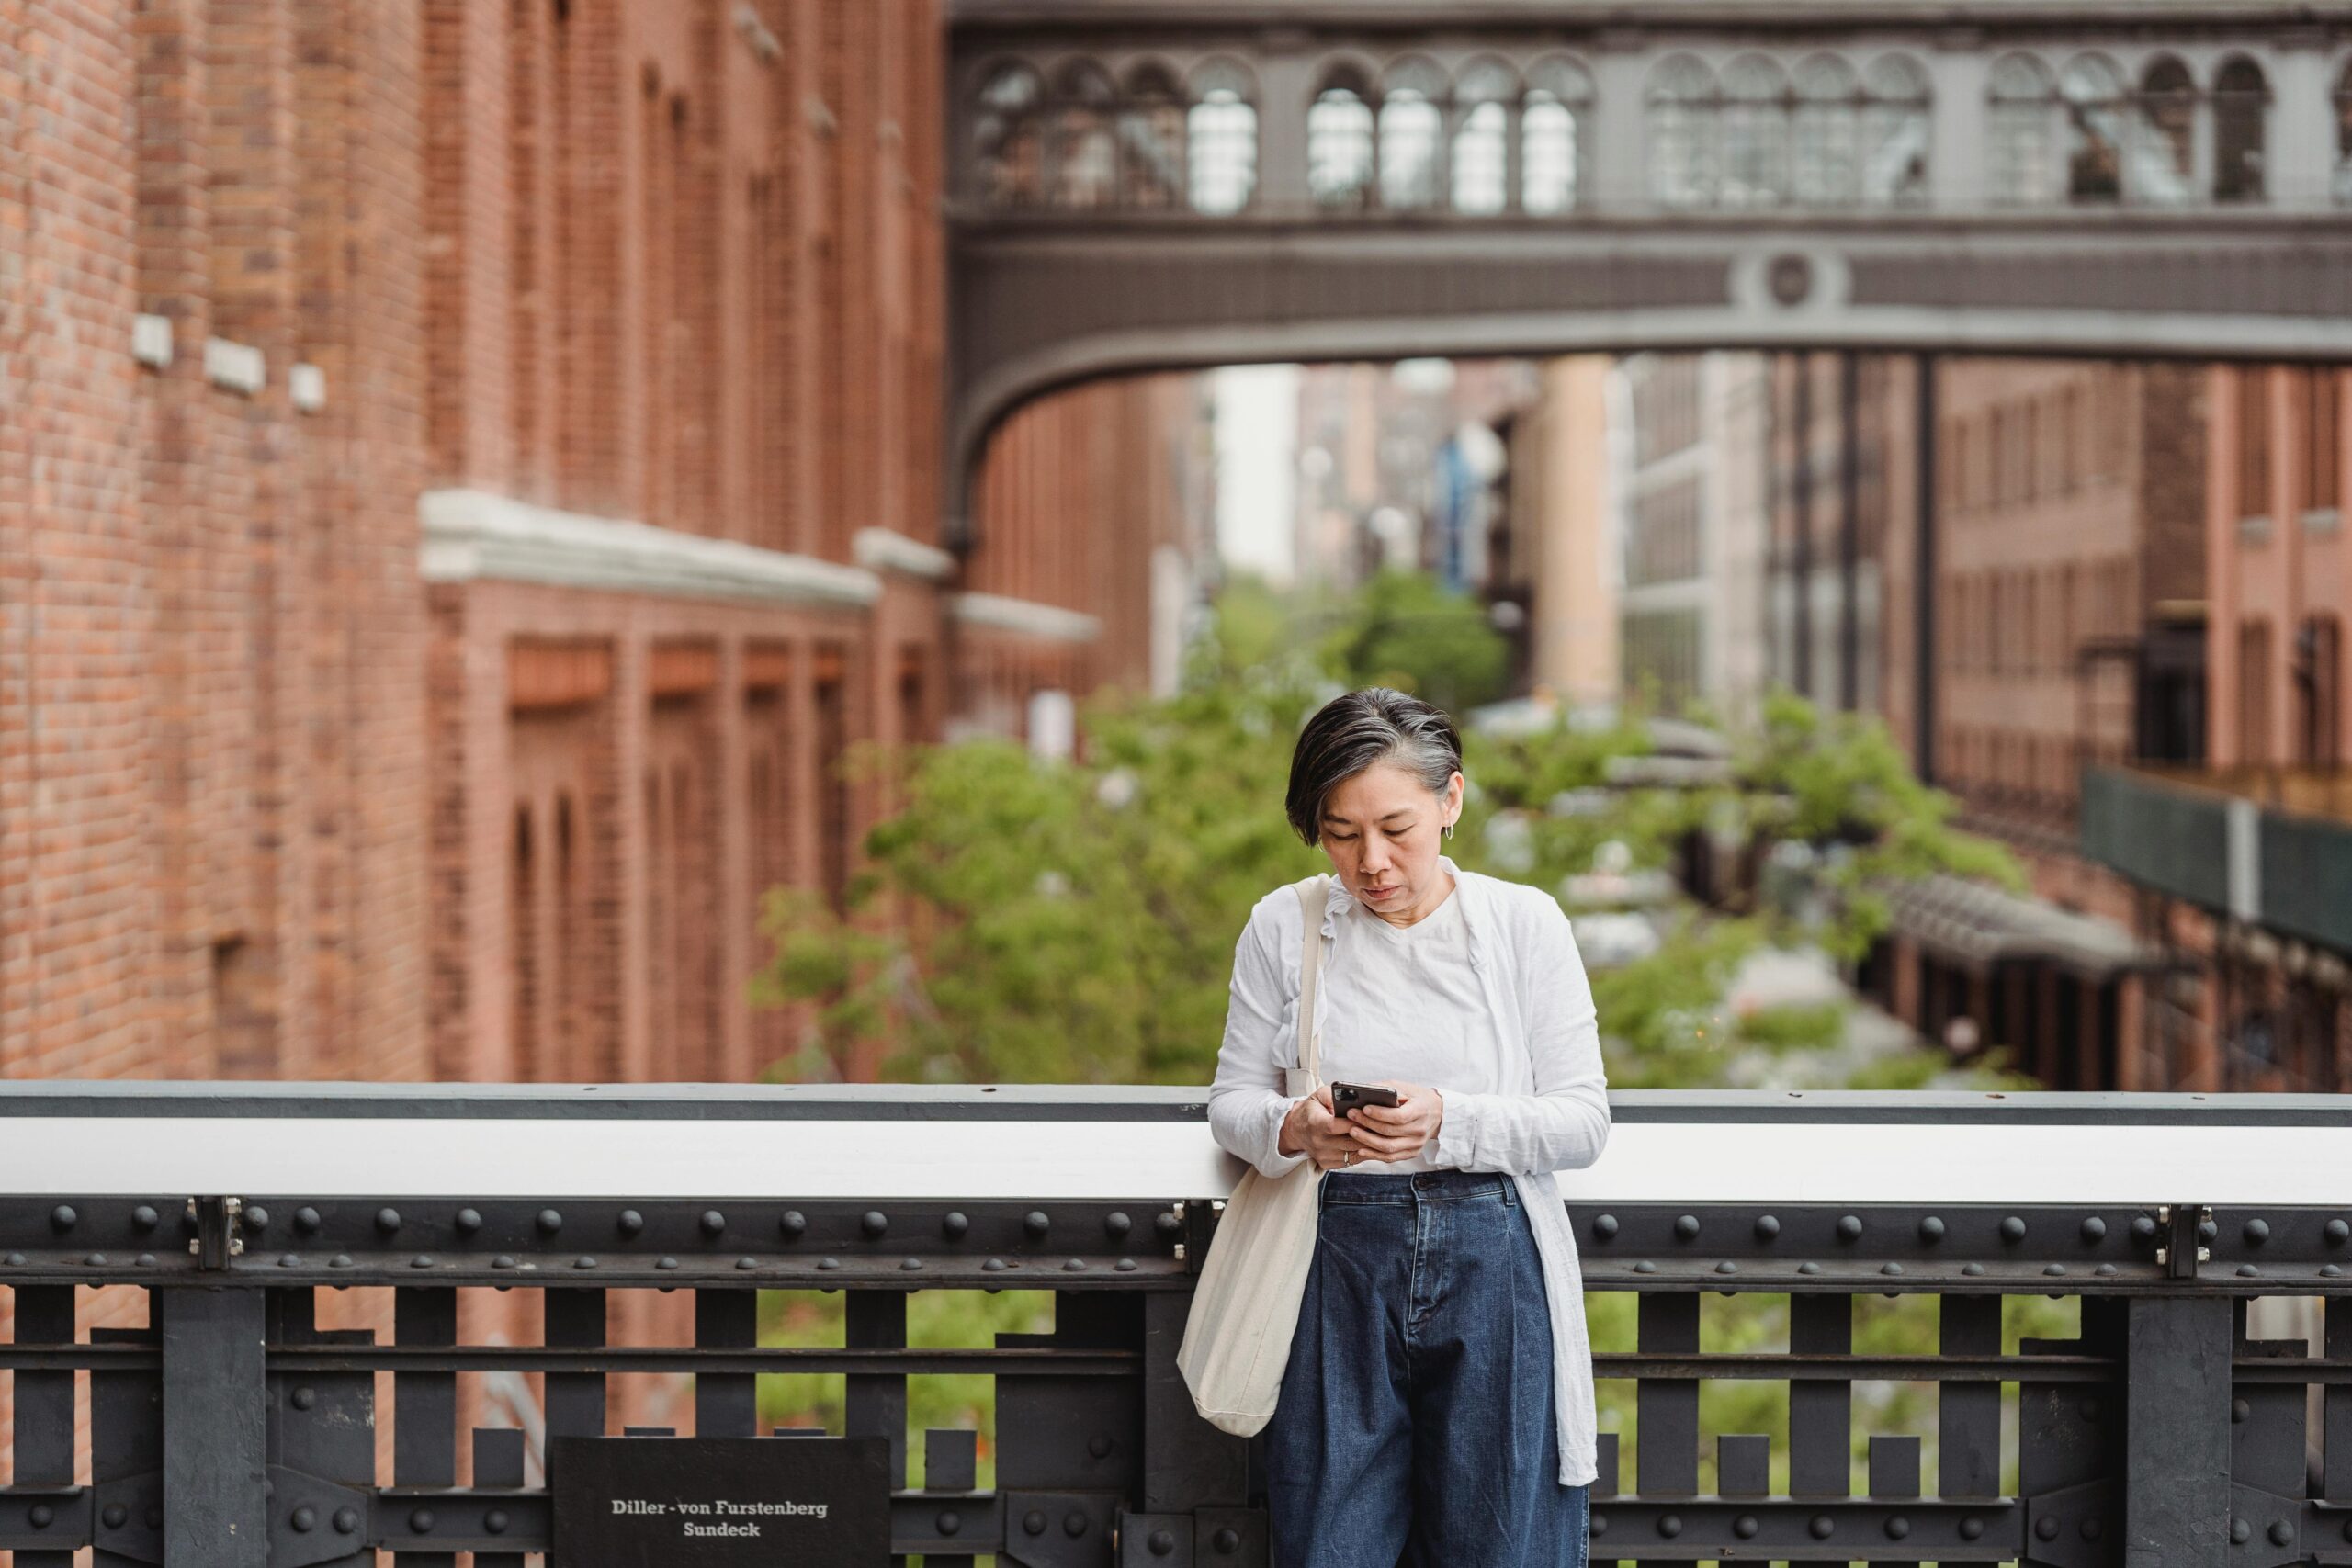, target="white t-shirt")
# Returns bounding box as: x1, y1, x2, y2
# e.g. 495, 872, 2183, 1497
1319, 879, 1486, 1175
